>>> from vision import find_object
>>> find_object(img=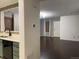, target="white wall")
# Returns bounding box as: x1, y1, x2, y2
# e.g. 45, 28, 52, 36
14, 12, 19, 31
53, 20, 60, 37
51, 17, 60, 37
1, 11, 5, 31
19, 0, 40, 59
40, 19, 44, 36
60, 15, 79, 40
